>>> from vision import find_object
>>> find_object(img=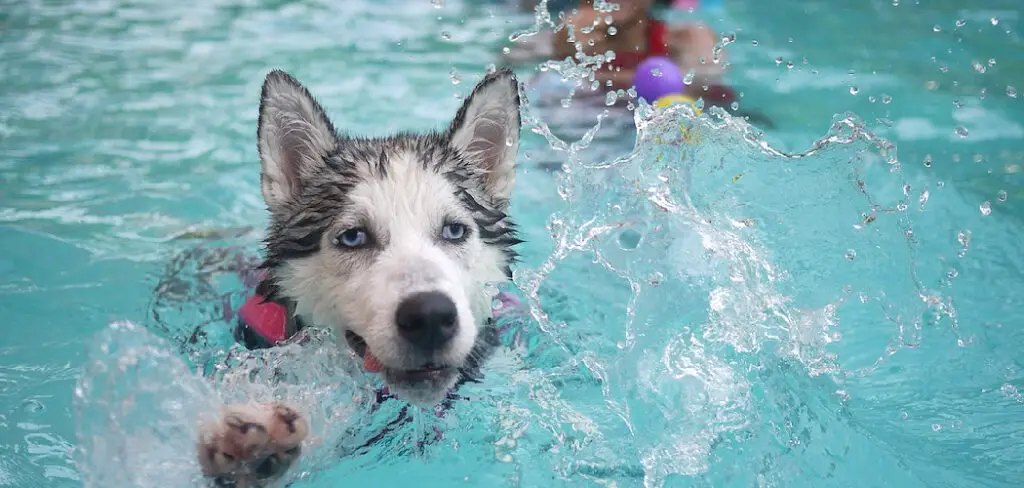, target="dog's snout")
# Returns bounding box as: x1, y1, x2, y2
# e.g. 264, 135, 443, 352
395, 291, 458, 351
